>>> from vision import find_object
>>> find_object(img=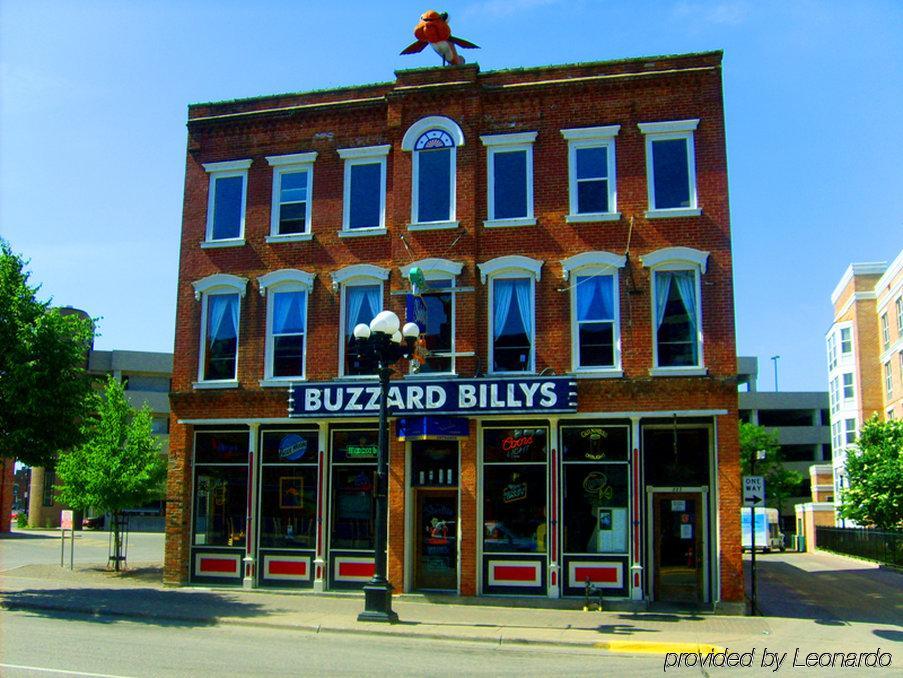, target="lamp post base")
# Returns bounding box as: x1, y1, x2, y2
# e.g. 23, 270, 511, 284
357, 581, 398, 623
